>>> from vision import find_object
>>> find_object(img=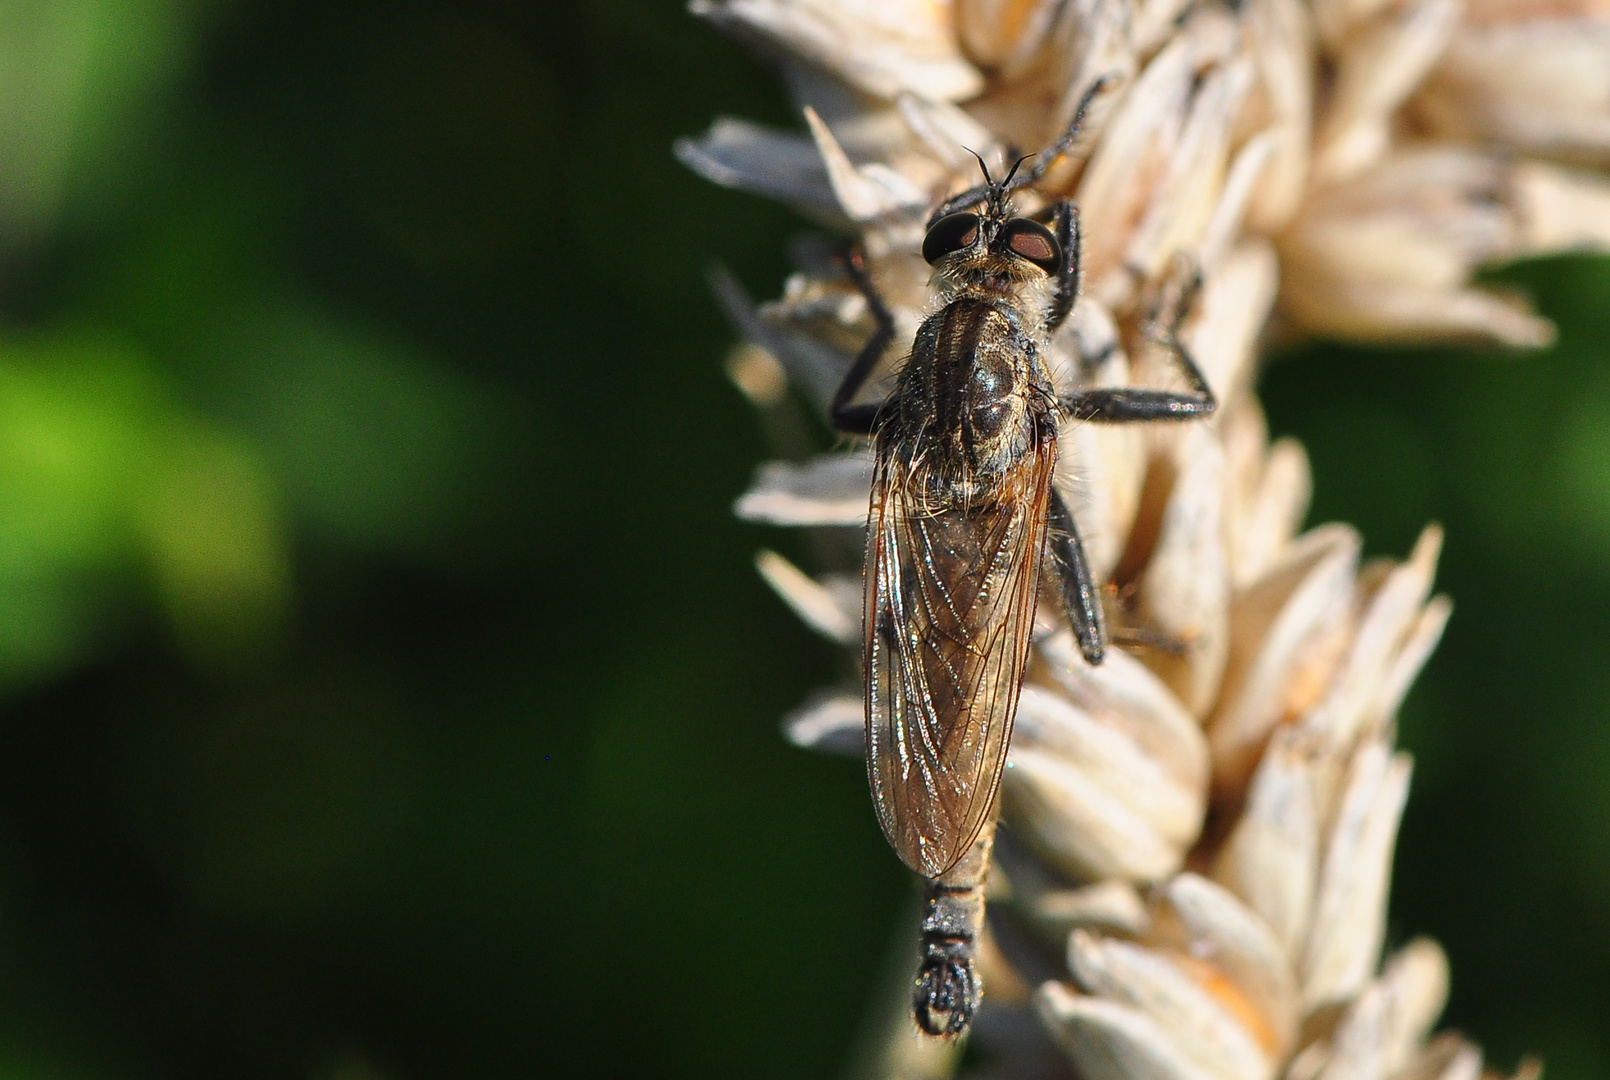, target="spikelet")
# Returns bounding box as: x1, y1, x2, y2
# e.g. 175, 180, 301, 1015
682, 0, 1579, 1075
